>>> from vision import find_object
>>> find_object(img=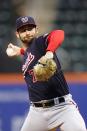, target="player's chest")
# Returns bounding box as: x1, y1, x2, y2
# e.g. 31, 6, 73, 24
22, 51, 38, 71
22, 47, 44, 75
22, 37, 47, 74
